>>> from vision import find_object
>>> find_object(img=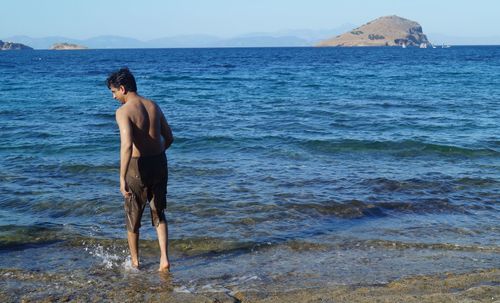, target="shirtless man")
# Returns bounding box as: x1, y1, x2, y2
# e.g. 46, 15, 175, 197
106, 68, 173, 272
